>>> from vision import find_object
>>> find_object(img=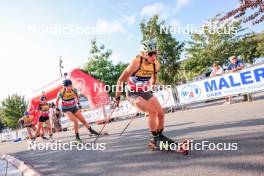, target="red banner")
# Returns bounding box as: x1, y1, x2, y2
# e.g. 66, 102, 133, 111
28, 69, 110, 120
